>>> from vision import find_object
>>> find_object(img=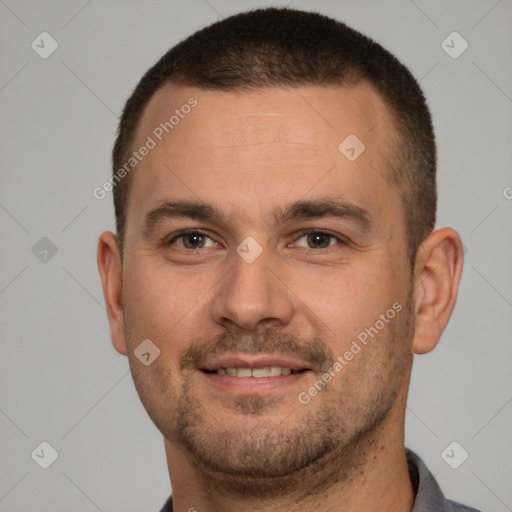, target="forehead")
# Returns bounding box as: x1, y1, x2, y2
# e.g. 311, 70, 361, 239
137, 81, 390, 148
127, 82, 399, 230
